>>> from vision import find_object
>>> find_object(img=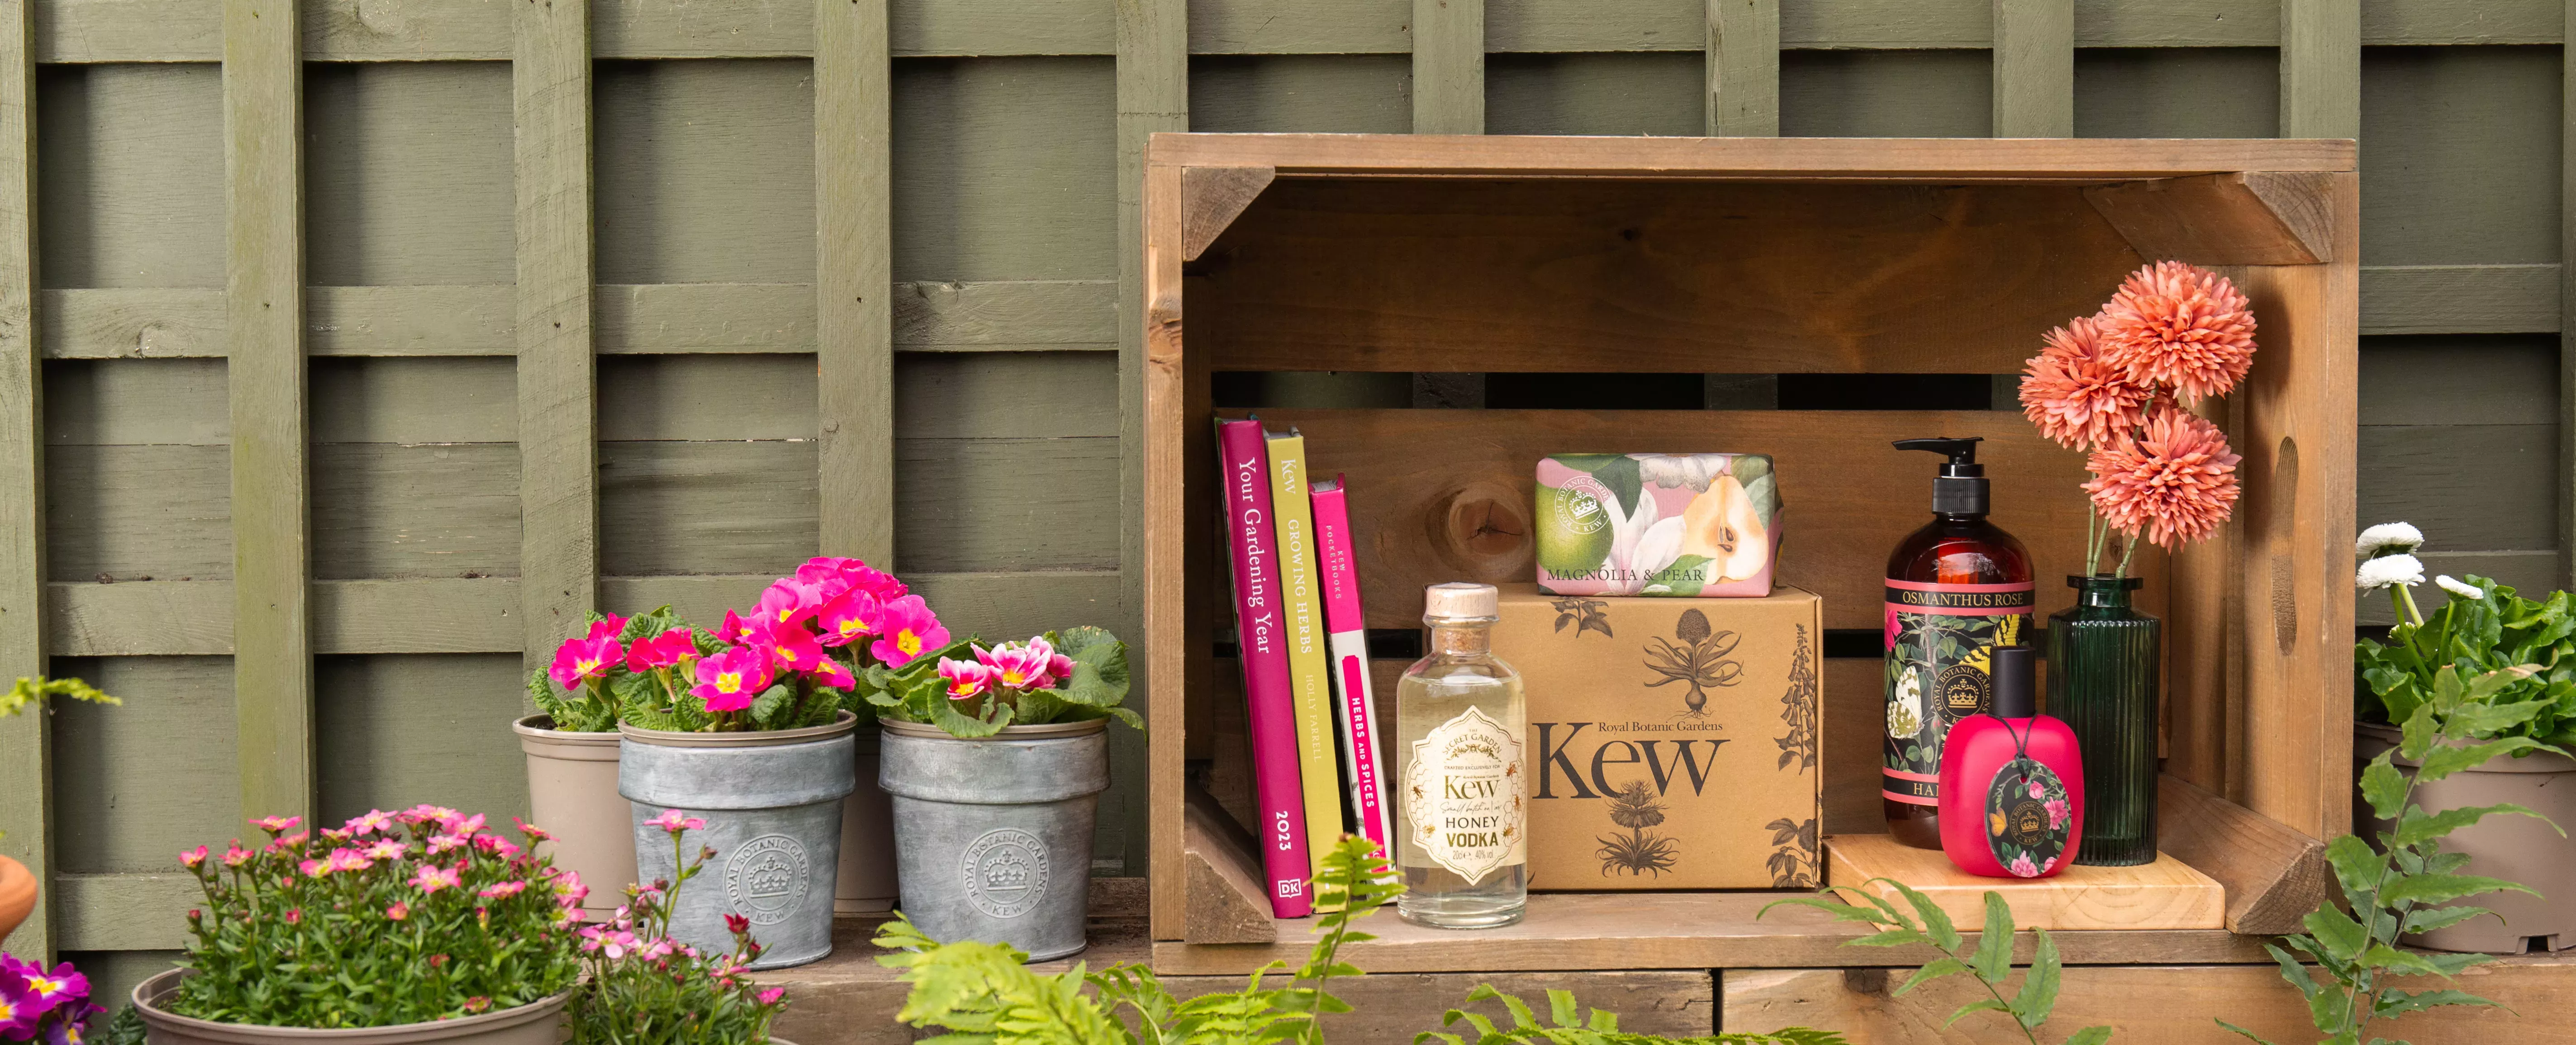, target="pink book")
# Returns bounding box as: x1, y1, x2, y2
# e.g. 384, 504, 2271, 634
1217, 418, 1313, 918
1311, 475, 1393, 857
